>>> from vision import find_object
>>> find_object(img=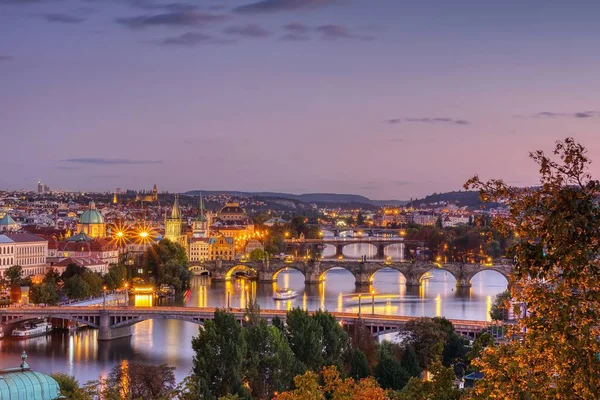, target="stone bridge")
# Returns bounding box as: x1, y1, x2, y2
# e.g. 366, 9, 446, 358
285, 237, 422, 259
192, 259, 513, 288
311, 225, 406, 237
0, 306, 491, 341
